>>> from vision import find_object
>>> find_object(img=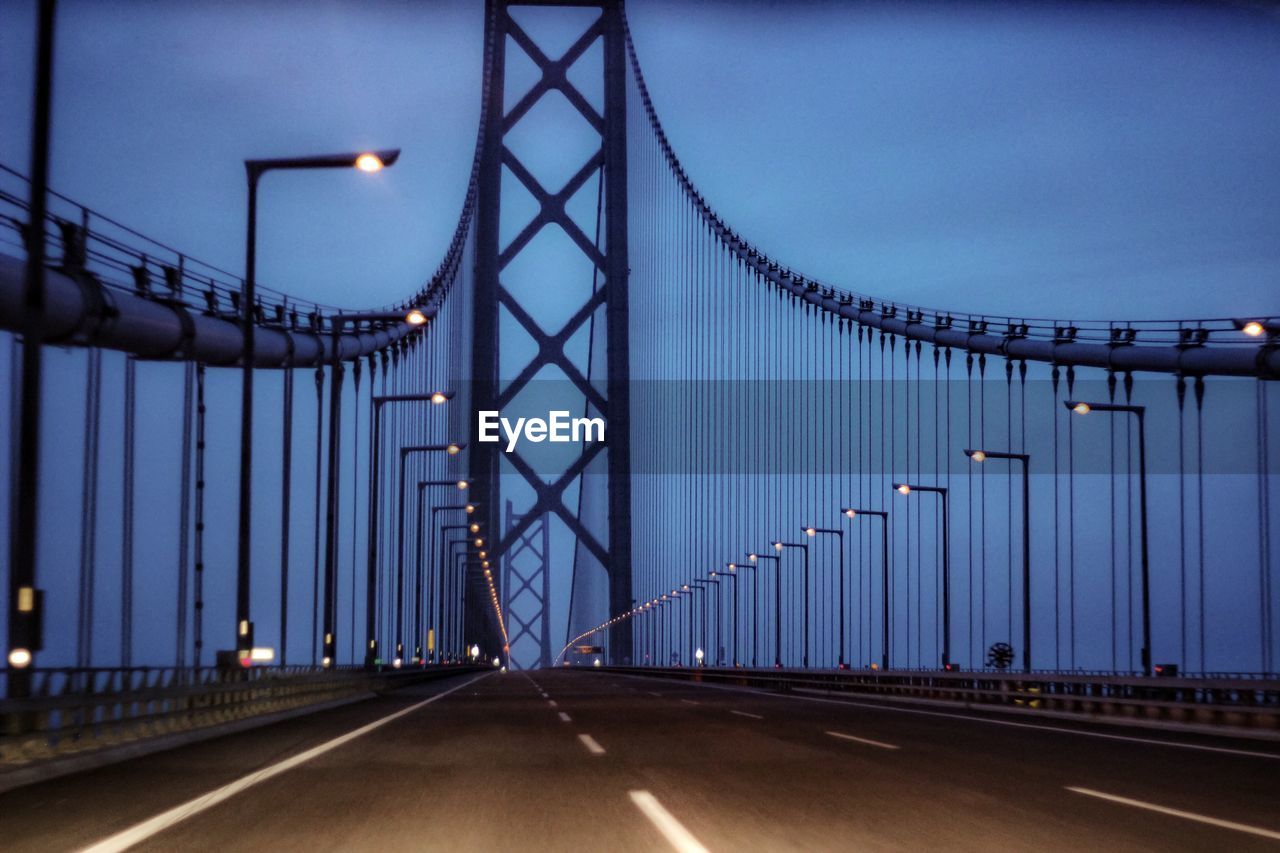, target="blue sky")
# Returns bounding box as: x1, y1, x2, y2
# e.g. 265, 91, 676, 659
2, 0, 1277, 318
